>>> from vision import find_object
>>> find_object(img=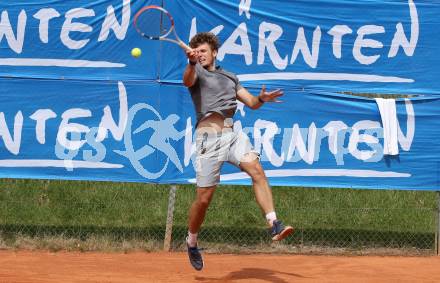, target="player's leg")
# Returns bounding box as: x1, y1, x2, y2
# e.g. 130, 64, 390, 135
239, 155, 274, 213
186, 130, 223, 271
239, 157, 293, 240
186, 186, 215, 271
187, 186, 216, 245
229, 131, 294, 241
